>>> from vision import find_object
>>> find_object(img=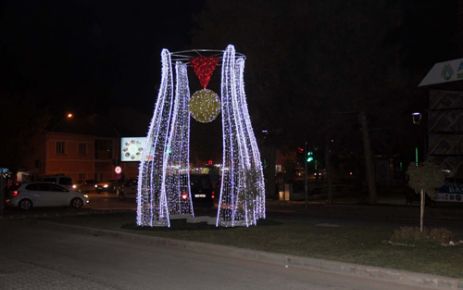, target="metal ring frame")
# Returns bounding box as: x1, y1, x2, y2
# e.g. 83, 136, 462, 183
170, 49, 246, 64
